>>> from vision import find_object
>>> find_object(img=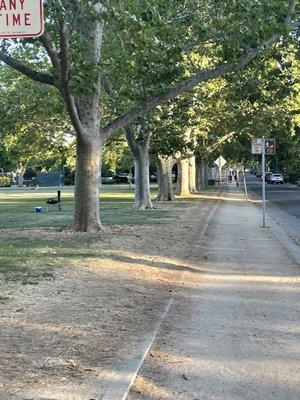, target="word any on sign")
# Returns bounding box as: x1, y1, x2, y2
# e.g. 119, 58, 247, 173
0, 0, 44, 38
0, 0, 31, 26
